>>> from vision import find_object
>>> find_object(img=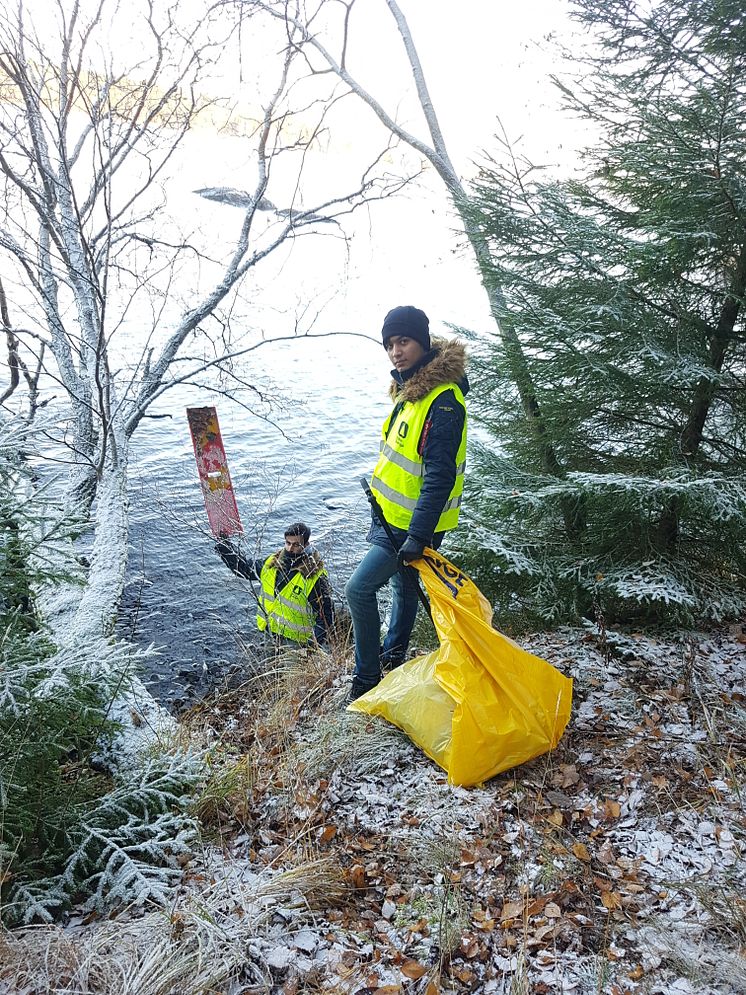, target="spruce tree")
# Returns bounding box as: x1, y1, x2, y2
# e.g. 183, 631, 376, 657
462, 0, 746, 626
1, 418, 201, 924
